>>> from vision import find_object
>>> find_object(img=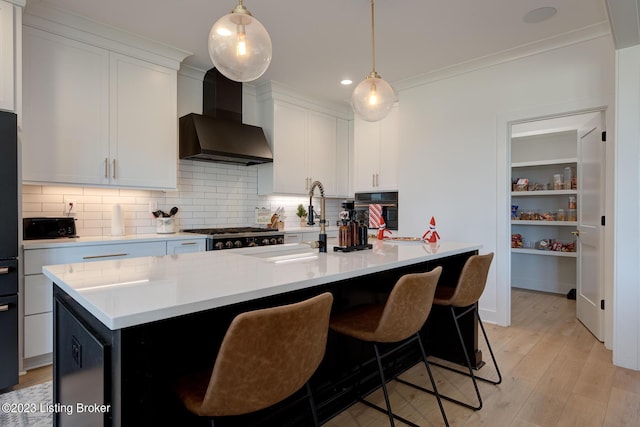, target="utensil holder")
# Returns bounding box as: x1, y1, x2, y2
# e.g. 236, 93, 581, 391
156, 217, 175, 234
